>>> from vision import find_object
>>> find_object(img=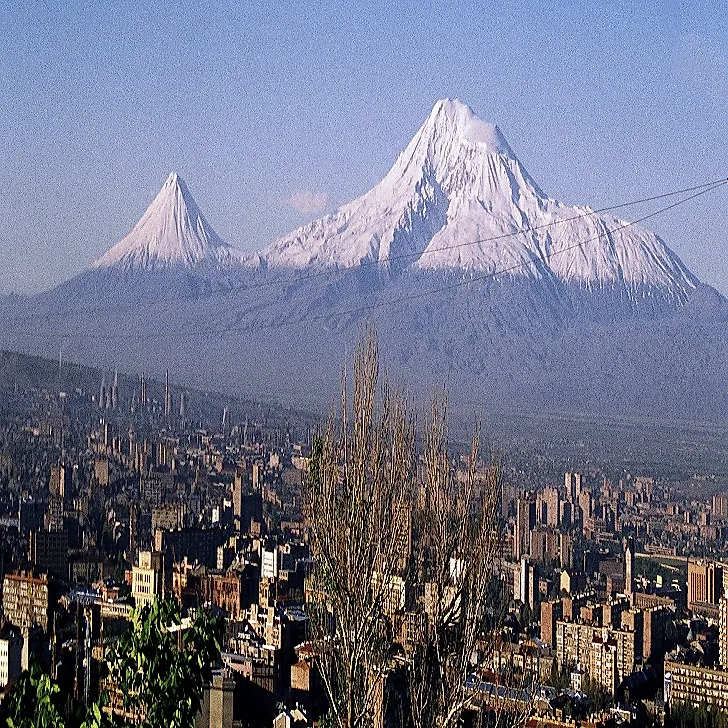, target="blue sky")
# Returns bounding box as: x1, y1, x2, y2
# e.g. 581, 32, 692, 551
1, 0, 727, 294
